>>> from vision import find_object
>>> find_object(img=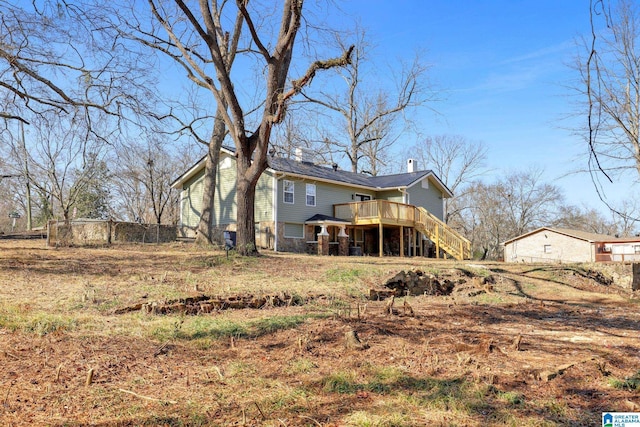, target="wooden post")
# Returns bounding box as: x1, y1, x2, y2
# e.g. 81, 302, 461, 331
435, 225, 440, 259
400, 226, 404, 258
379, 223, 384, 257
